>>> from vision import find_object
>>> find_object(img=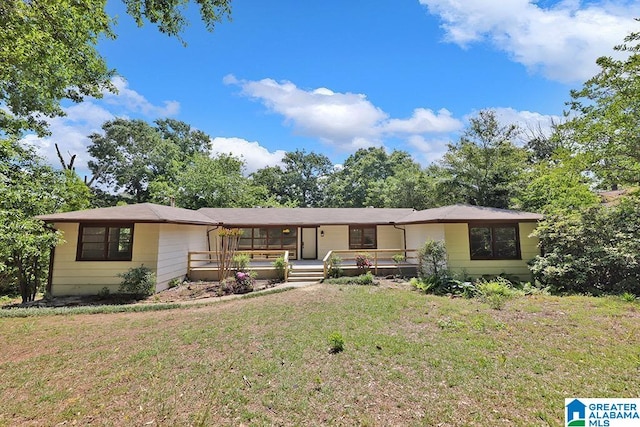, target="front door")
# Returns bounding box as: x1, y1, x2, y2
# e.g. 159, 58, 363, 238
301, 227, 317, 259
